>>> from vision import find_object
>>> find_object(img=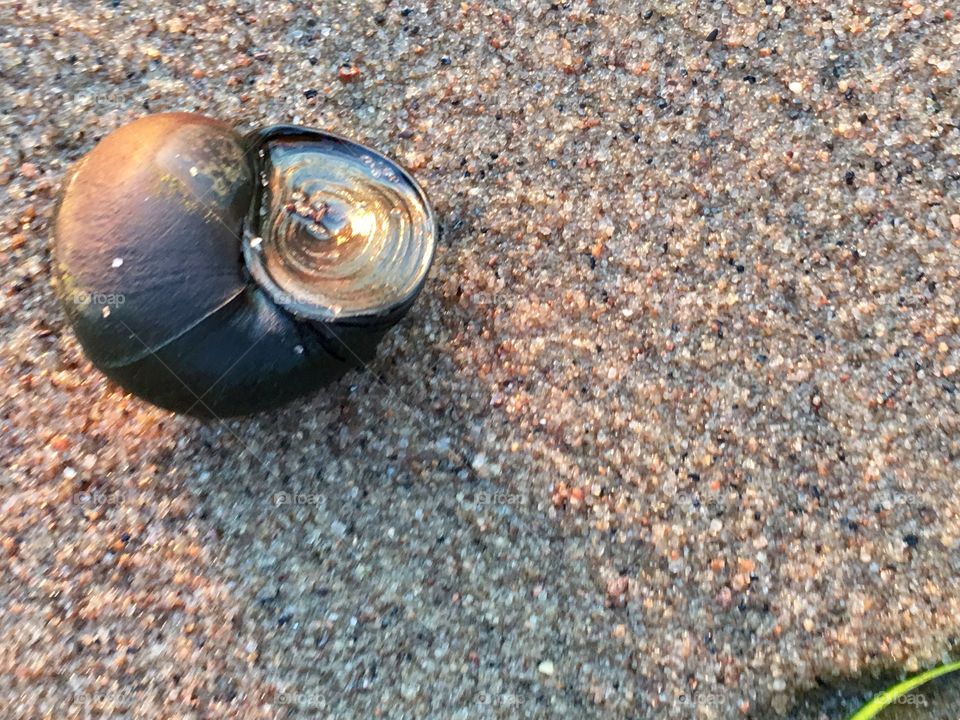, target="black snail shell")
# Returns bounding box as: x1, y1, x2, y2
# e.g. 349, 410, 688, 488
53, 113, 436, 416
